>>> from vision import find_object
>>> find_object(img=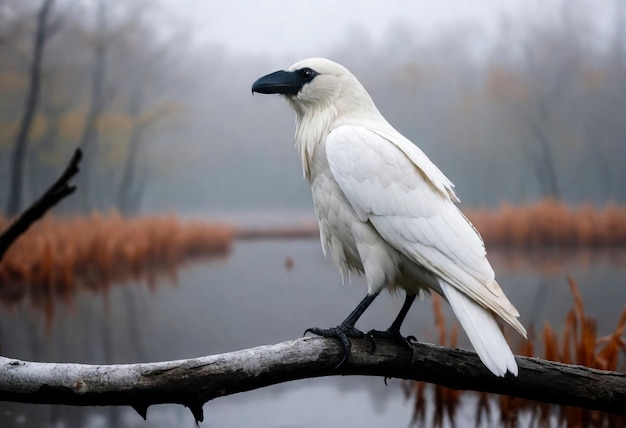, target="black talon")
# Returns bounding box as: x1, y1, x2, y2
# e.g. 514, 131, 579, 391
305, 324, 369, 368
303, 292, 381, 368
369, 294, 418, 360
